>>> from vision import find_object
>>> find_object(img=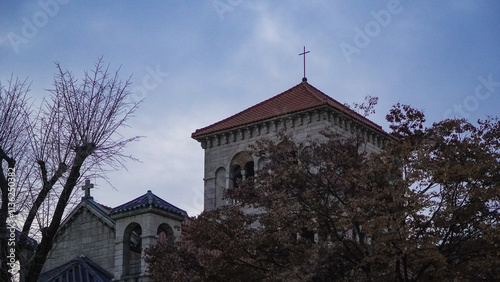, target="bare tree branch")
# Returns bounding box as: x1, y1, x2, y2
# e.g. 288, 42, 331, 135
0, 59, 141, 281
